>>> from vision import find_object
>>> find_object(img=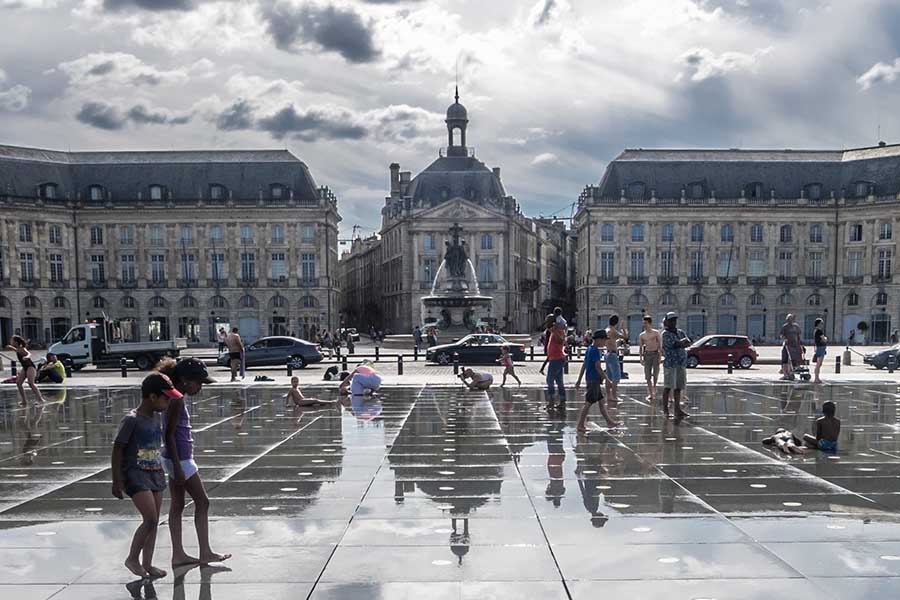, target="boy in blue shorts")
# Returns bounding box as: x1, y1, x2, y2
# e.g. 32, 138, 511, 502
803, 400, 840, 451
575, 330, 621, 433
